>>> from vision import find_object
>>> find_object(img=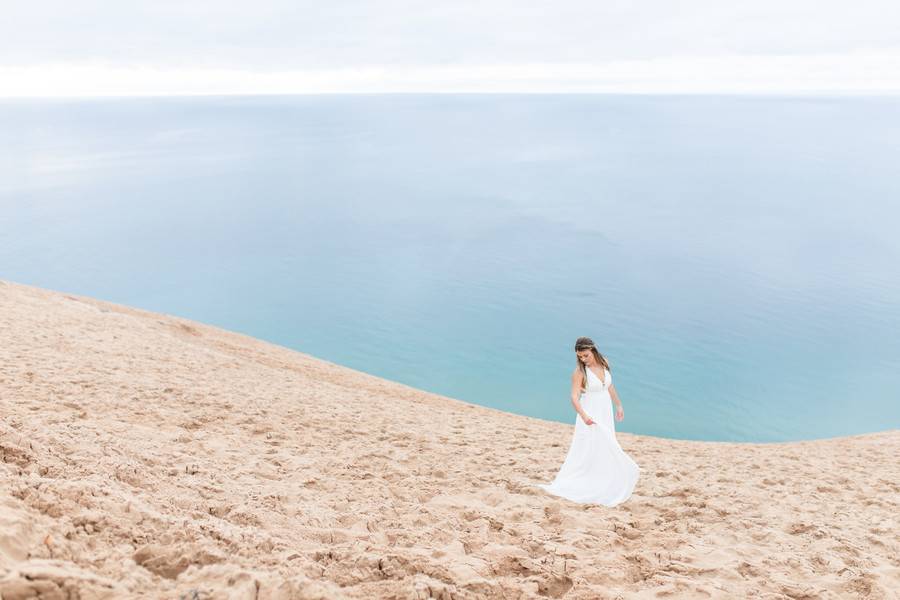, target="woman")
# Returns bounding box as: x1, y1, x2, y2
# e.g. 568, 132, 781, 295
535, 337, 640, 506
